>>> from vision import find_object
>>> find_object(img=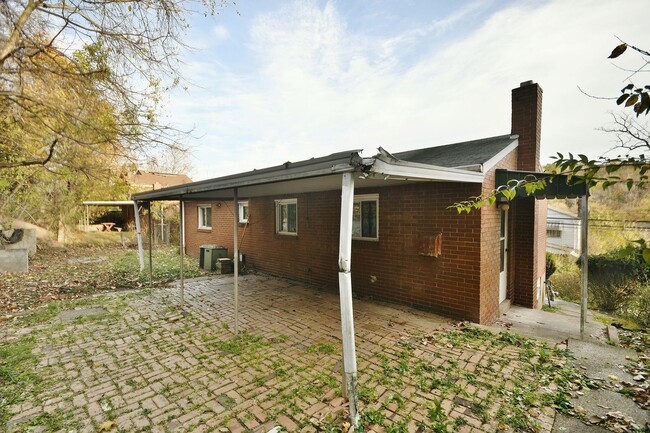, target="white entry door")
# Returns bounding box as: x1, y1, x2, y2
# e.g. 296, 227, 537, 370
499, 209, 508, 303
